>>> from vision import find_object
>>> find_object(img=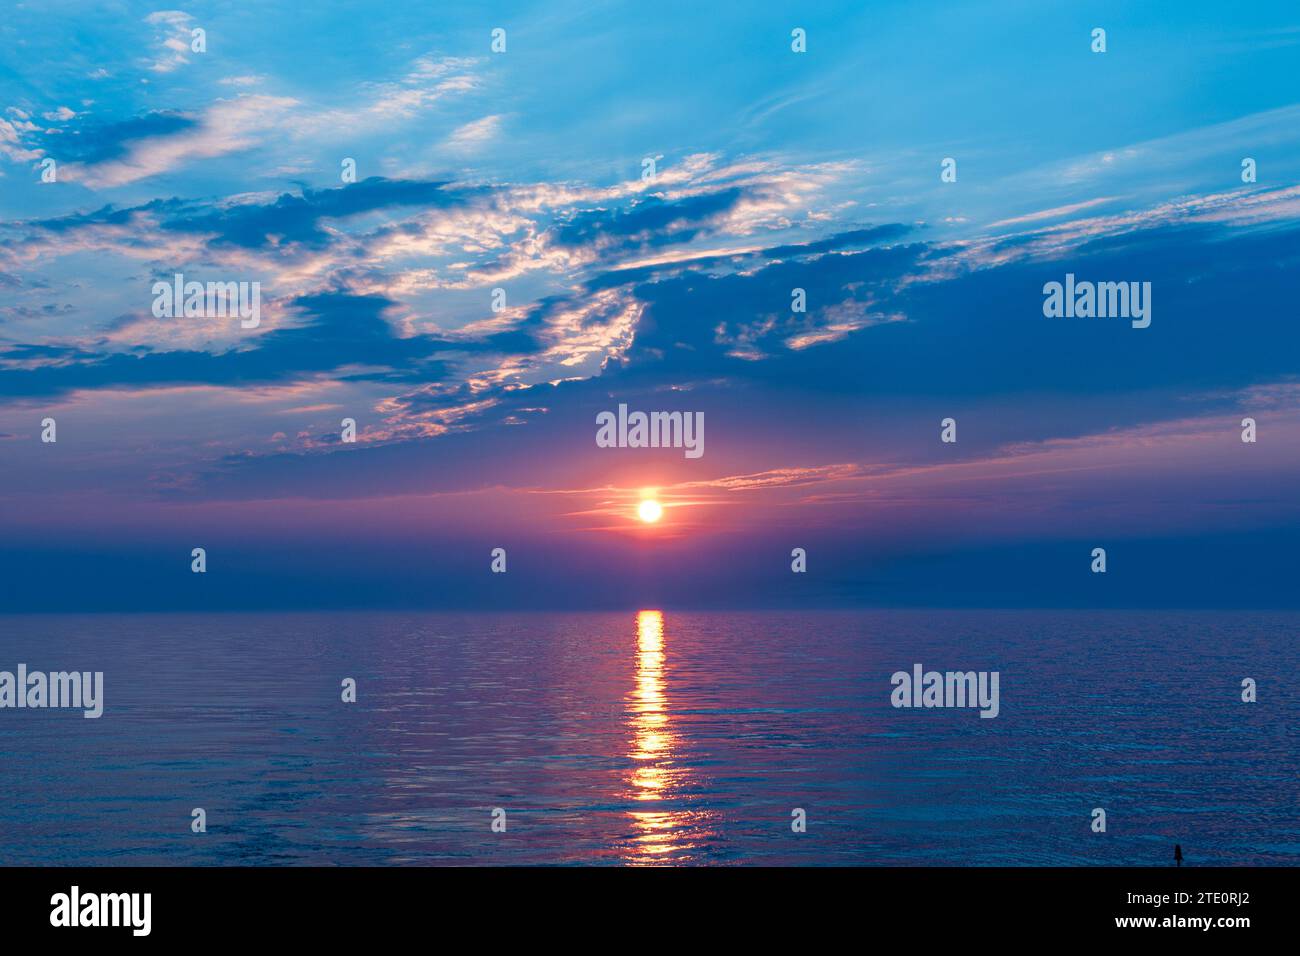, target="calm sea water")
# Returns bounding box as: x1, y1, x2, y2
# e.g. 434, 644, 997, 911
0, 609, 1295, 866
